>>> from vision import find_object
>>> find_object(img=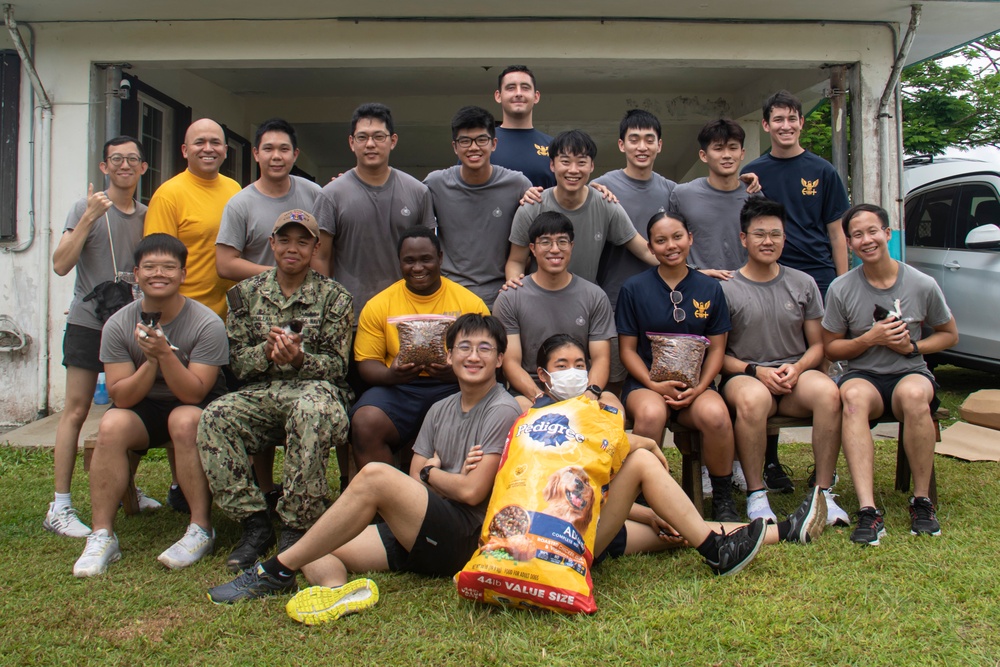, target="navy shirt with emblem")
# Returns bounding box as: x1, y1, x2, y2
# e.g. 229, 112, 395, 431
492, 127, 556, 189
616, 267, 731, 371
742, 151, 849, 294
